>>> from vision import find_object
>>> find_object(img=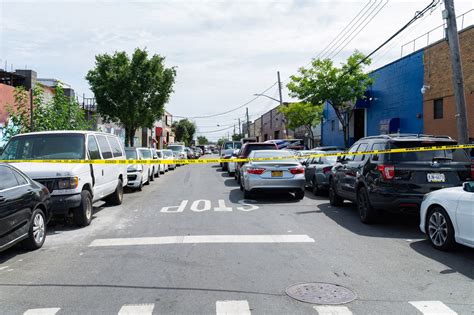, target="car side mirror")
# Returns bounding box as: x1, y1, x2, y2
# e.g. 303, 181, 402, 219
463, 181, 474, 193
